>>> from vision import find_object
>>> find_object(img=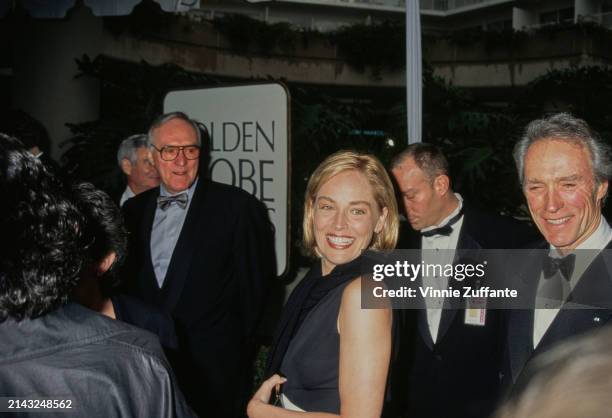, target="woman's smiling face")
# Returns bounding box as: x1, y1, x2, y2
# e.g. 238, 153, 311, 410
313, 170, 388, 275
